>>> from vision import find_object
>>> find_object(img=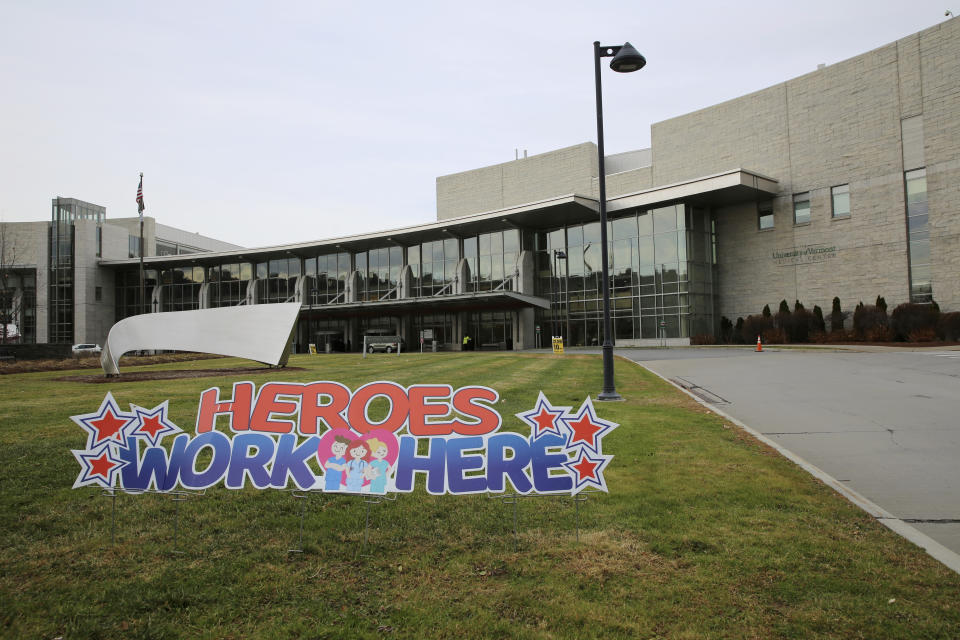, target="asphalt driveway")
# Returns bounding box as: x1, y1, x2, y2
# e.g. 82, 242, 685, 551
614, 346, 960, 568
